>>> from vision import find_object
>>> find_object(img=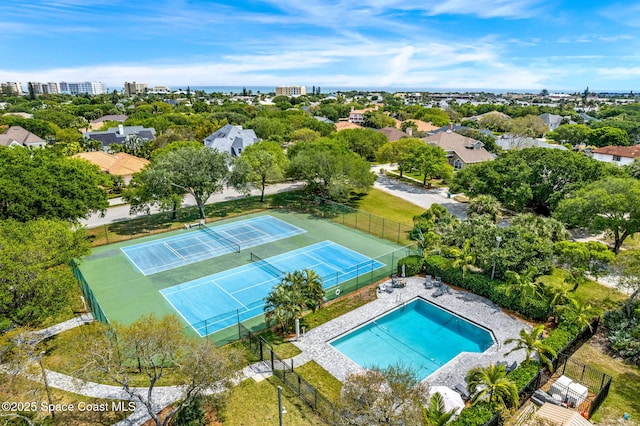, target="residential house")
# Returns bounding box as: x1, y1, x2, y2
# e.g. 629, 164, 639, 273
0, 126, 47, 148
592, 145, 640, 166
85, 124, 156, 150
348, 105, 381, 124
73, 151, 150, 183
422, 131, 494, 170
539, 113, 574, 131
336, 121, 363, 131
376, 126, 408, 142
203, 124, 259, 156
497, 136, 568, 151
88, 114, 128, 131
405, 120, 439, 133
